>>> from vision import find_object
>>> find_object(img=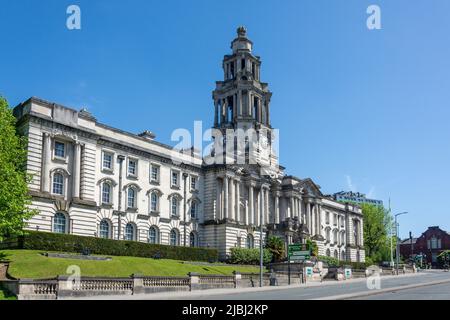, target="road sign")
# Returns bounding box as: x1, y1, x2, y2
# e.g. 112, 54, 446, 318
288, 244, 311, 259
